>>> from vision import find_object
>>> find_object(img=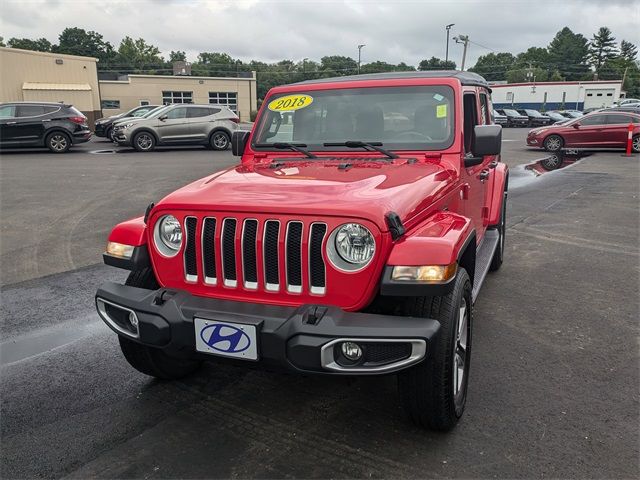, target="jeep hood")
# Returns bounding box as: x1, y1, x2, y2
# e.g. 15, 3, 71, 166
155, 159, 456, 231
